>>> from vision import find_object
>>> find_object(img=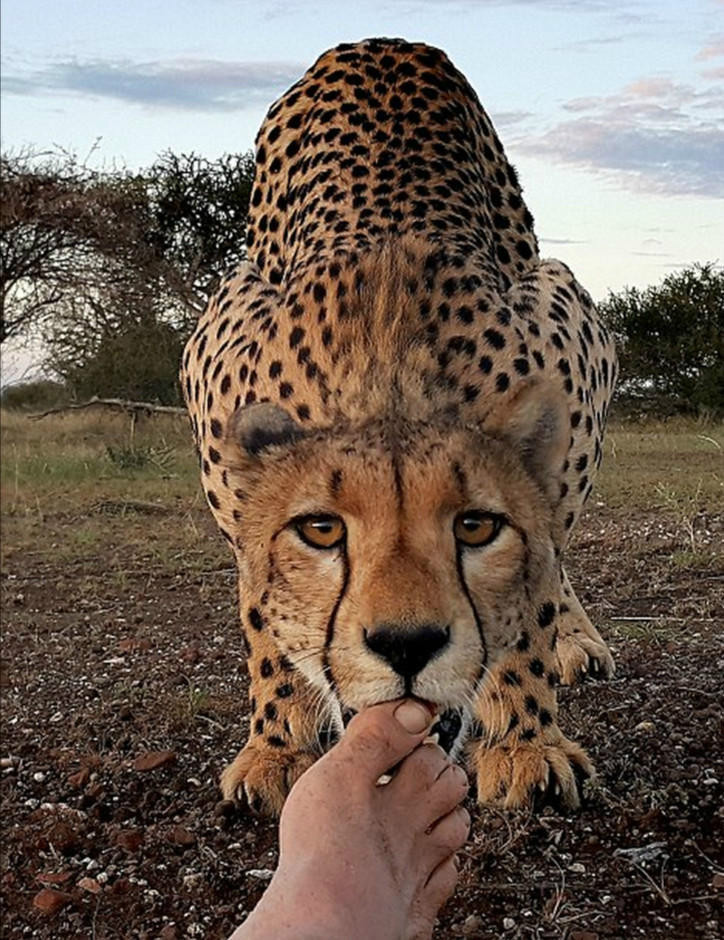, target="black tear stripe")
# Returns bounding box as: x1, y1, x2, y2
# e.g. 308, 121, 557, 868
455, 546, 487, 684
321, 546, 350, 699
392, 454, 404, 513
452, 461, 468, 502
